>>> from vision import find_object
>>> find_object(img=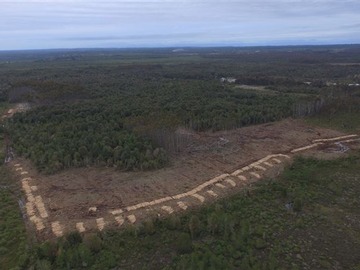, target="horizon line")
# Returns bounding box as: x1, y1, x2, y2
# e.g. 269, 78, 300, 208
1, 42, 360, 53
